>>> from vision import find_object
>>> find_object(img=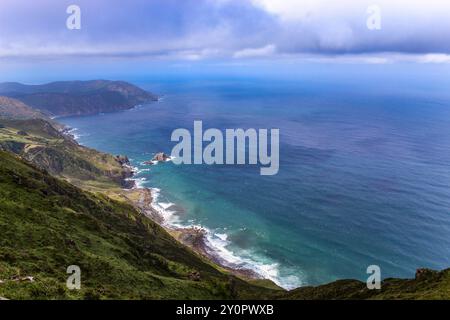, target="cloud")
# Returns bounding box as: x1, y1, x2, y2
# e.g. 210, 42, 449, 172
0, 0, 450, 62
233, 45, 276, 58
418, 54, 450, 64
